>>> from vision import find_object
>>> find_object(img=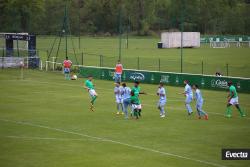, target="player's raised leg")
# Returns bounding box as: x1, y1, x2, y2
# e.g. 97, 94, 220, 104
84, 75, 98, 112
196, 103, 208, 120
192, 84, 208, 120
